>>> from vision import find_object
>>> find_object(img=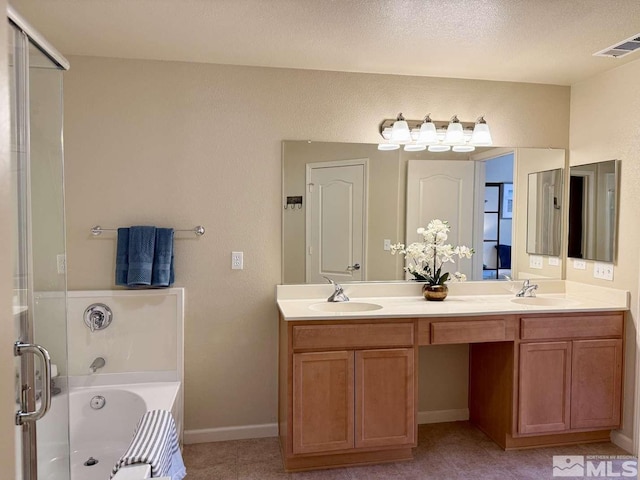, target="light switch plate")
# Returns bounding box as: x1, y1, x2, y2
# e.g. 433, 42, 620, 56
548, 257, 560, 266
529, 255, 543, 269
573, 259, 587, 270
594, 262, 614, 281
383, 239, 391, 251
